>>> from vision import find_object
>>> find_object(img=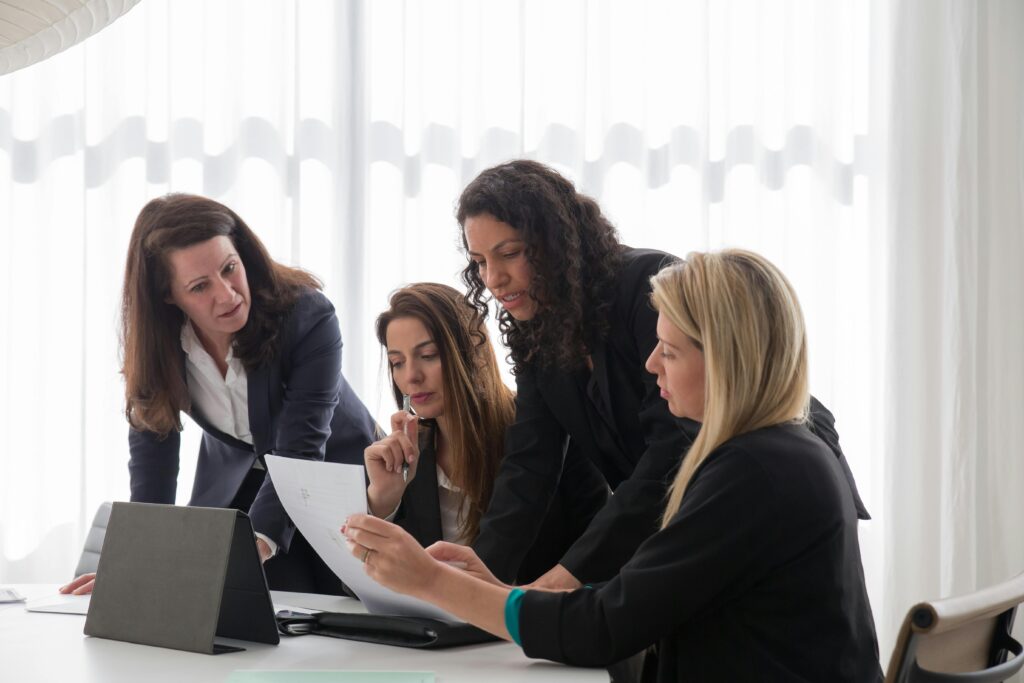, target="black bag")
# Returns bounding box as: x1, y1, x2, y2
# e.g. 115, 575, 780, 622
276, 610, 499, 649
